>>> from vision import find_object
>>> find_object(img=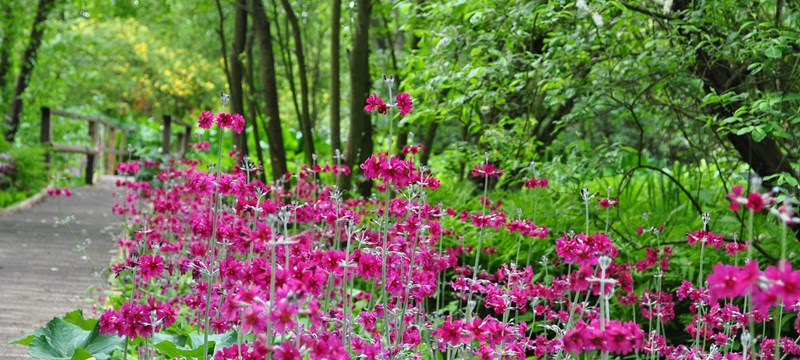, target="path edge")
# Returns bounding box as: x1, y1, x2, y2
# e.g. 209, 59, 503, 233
0, 188, 49, 217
